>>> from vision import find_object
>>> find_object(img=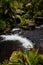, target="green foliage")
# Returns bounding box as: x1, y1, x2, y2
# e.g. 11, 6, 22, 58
2, 60, 9, 65
31, 0, 39, 4
9, 50, 43, 65
35, 11, 43, 17
29, 50, 39, 65
0, 20, 6, 30
0, 50, 43, 65
0, 0, 43, 33
0, 63, 2, 65
0, 0, 2, 7
39, 54, 43, 60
